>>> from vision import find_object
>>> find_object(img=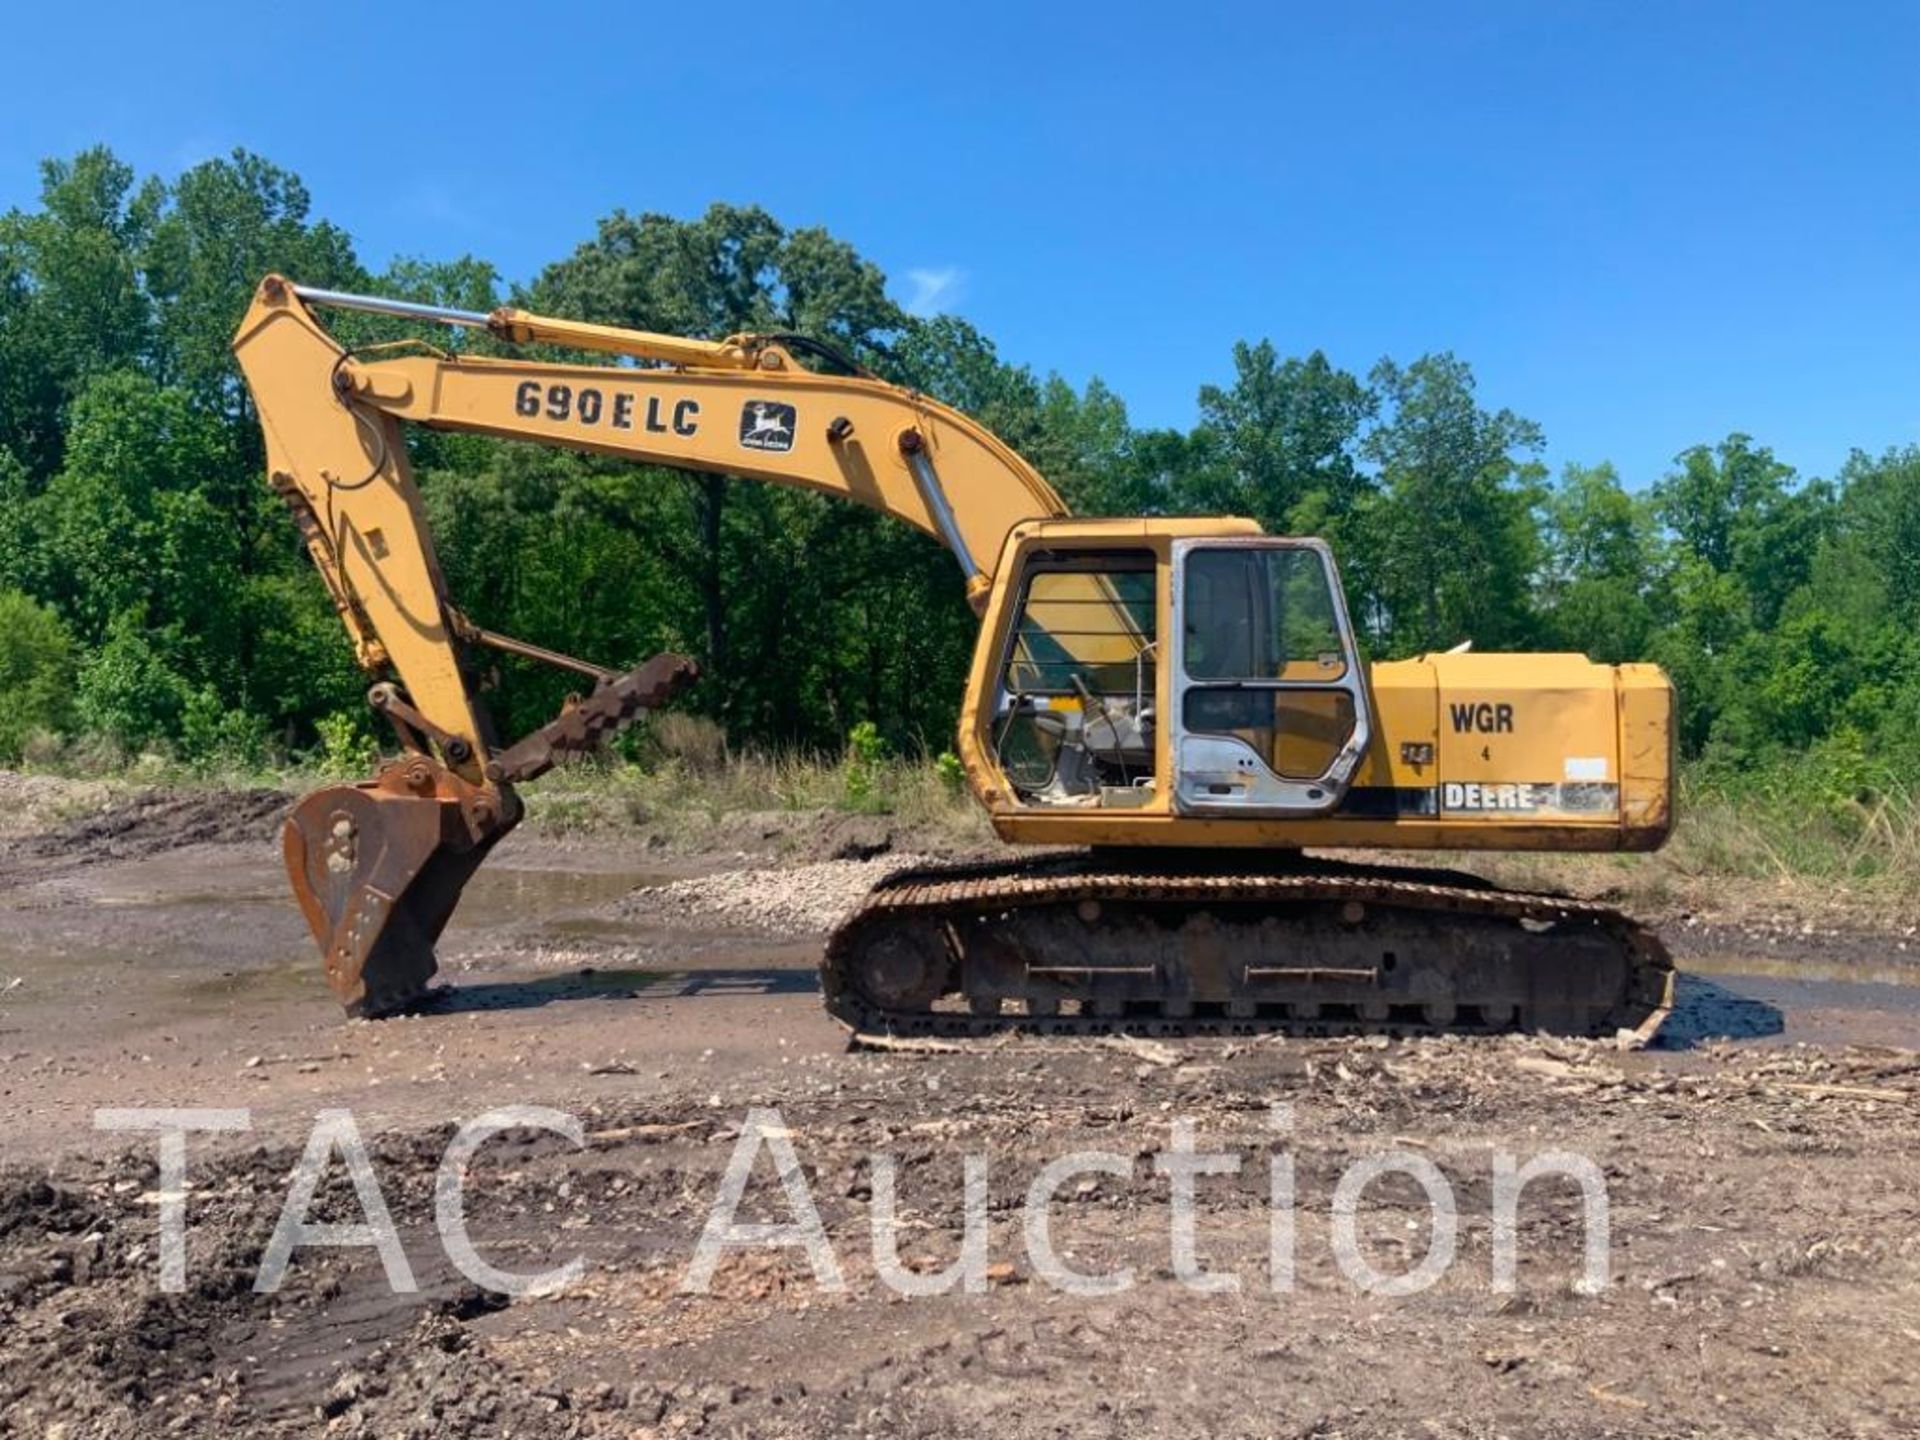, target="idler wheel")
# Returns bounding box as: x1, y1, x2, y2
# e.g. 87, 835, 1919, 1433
850, 927, 952, 1012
